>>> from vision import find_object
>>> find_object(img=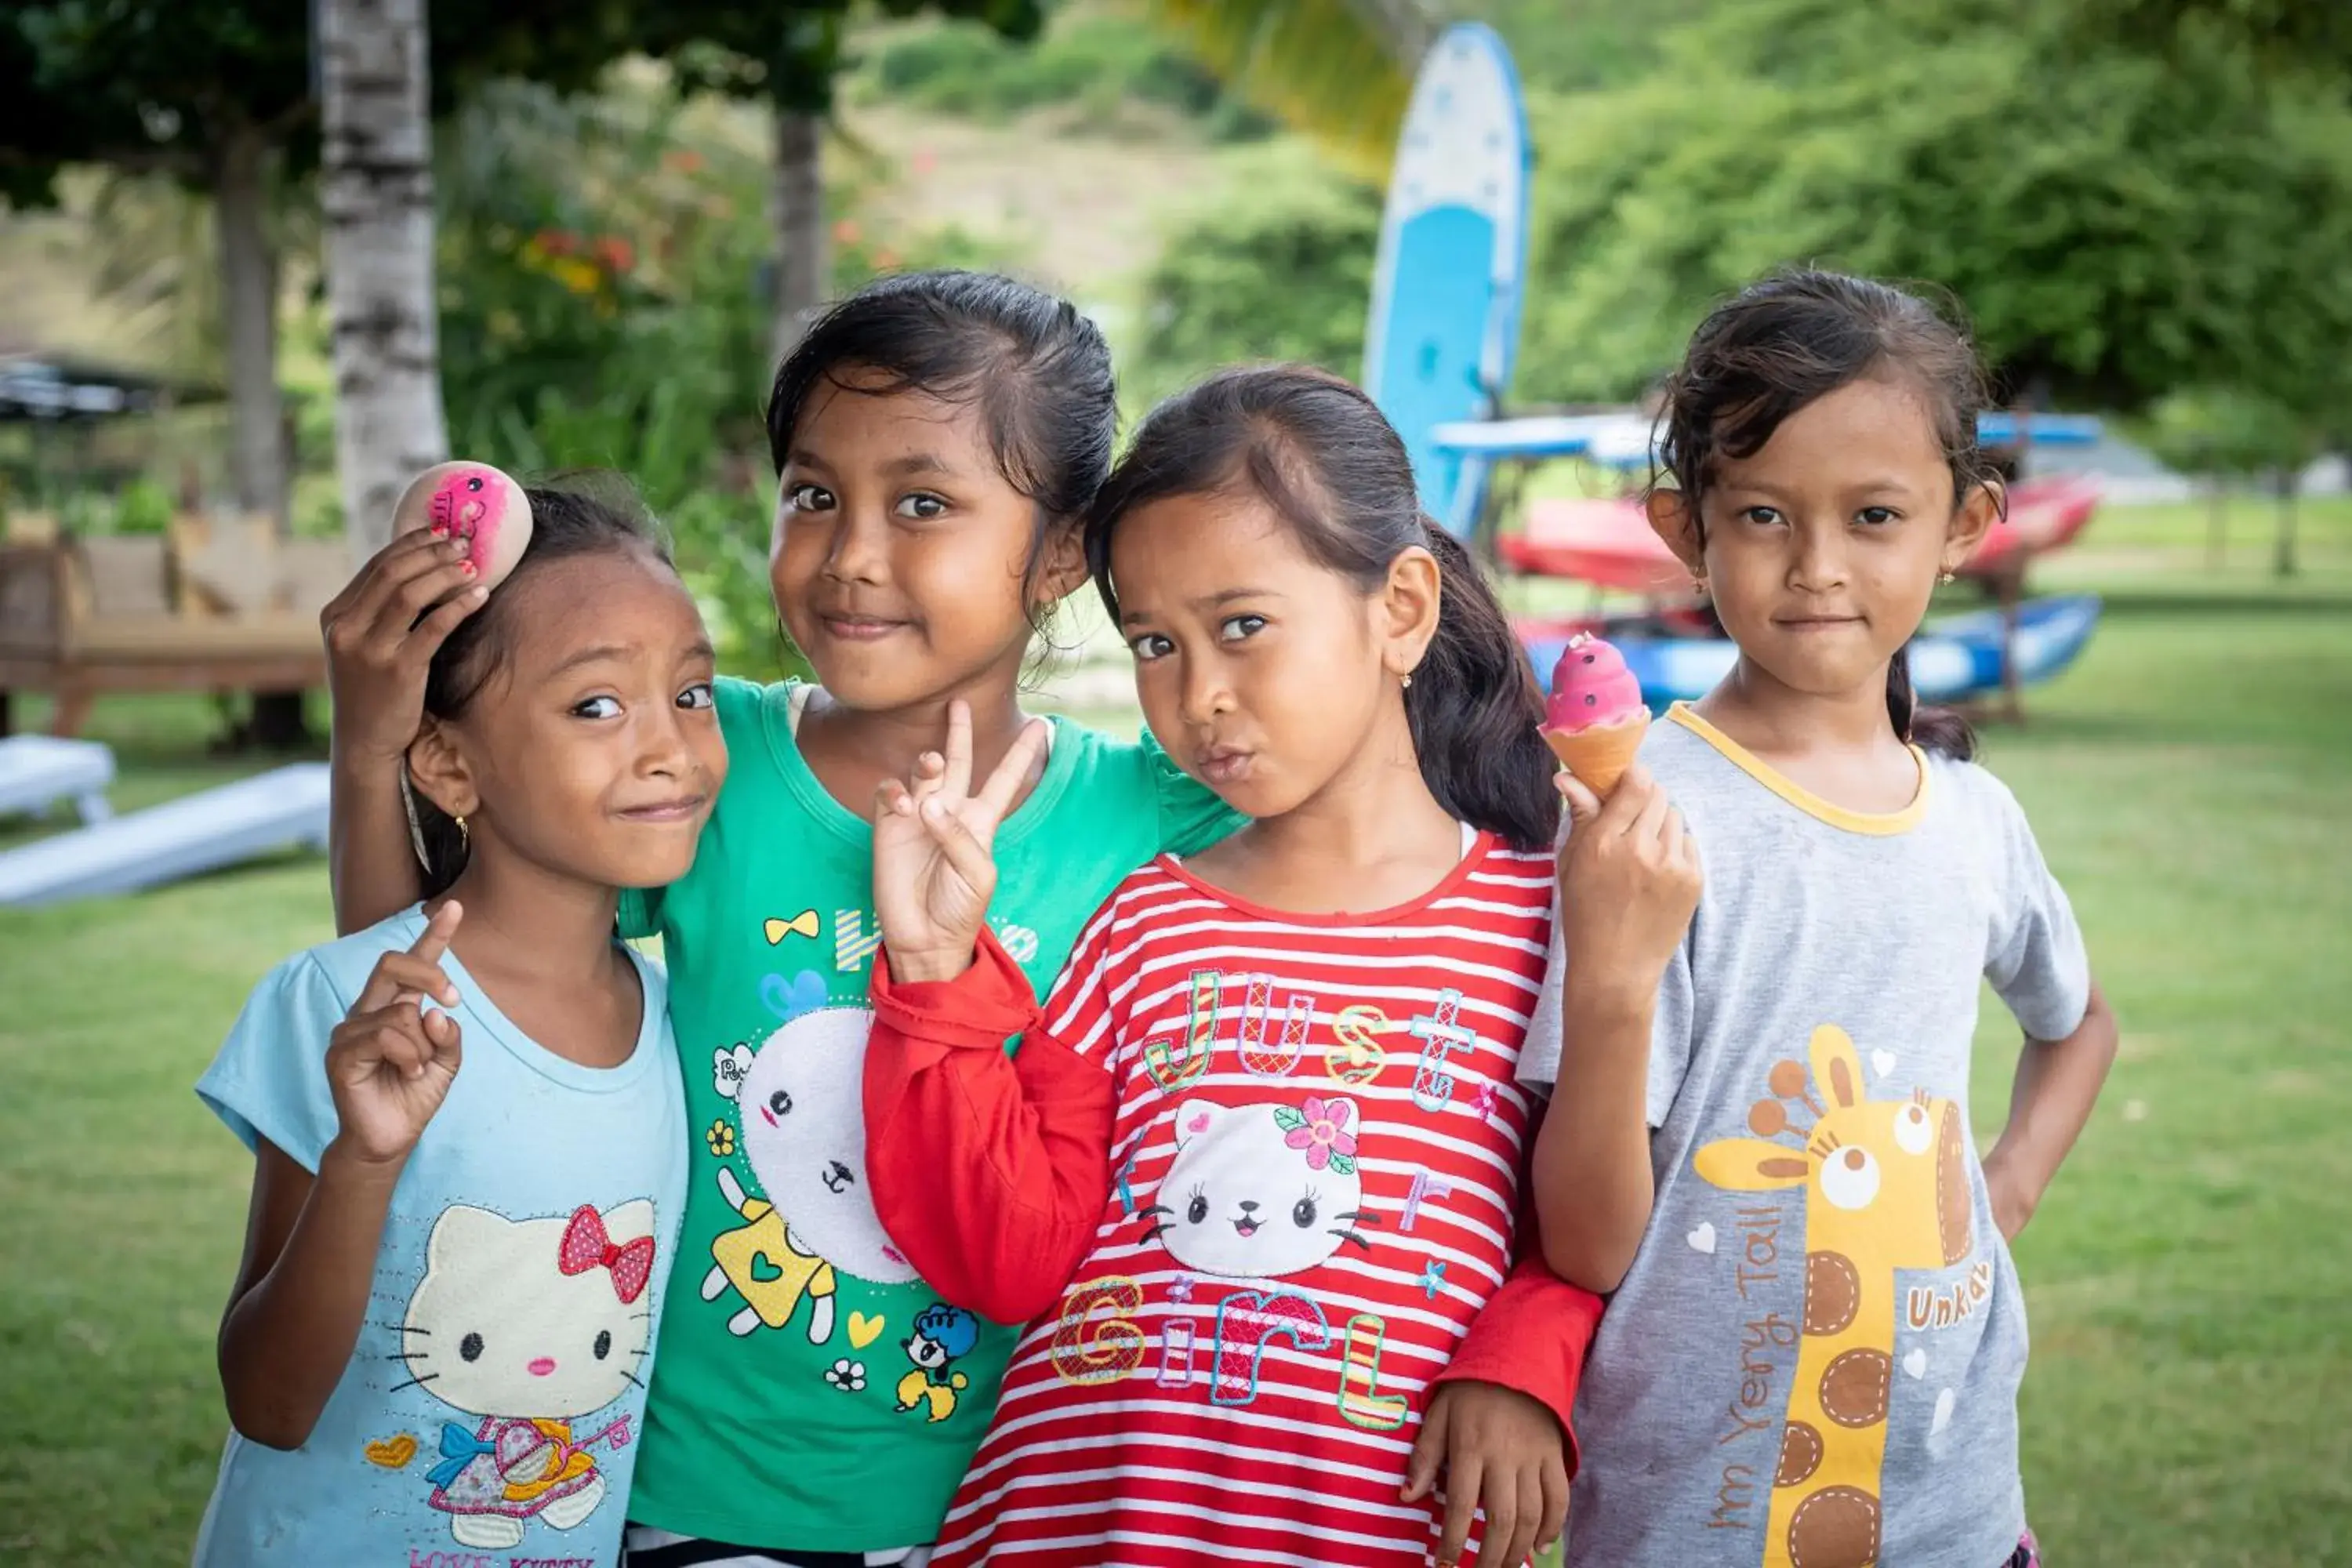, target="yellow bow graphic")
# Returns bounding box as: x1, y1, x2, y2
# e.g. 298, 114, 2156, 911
763, 910, 820, 945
